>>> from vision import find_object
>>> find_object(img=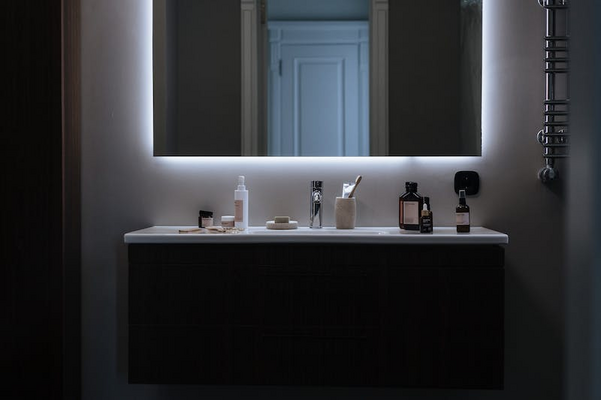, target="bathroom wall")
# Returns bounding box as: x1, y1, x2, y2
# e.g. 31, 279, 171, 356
81, 1, 565, 399
566, 1, 601, 399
